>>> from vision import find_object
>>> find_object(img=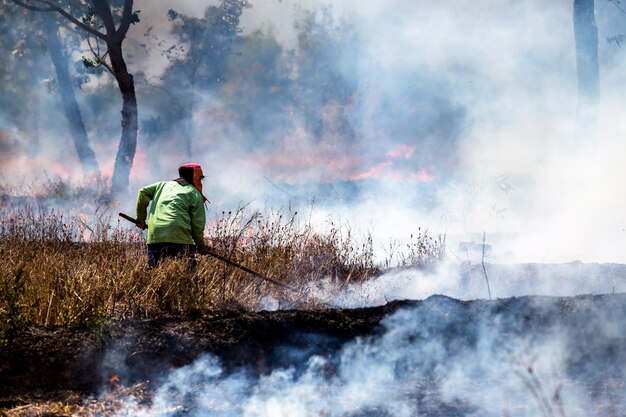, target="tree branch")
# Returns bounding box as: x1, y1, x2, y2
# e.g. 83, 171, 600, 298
91, 0, 116, 37
86, 36, 113, 74
113, 0, 134, 42
10, 0, 54, 12
11, 0, 107, 41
